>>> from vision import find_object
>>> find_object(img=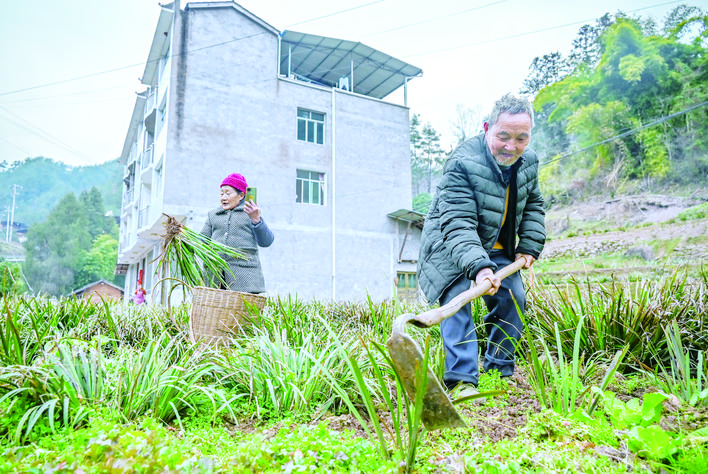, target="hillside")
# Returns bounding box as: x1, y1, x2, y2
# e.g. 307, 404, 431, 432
0, 157, 122, 227
537, 194, 708, 282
